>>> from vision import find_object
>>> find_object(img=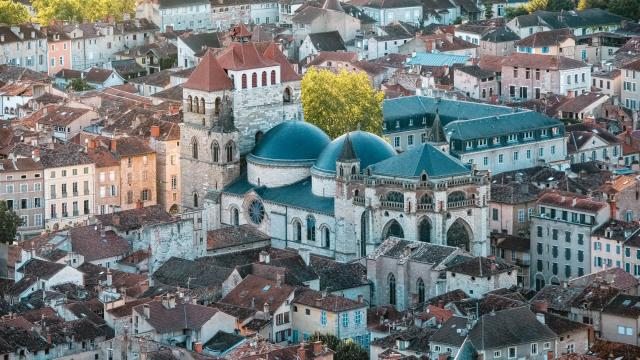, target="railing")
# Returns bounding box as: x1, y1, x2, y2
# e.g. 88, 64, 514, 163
353, 196, 365, 205
381, 201, 404, 210
447, 199, 476, 209
417, 203, 434, 211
